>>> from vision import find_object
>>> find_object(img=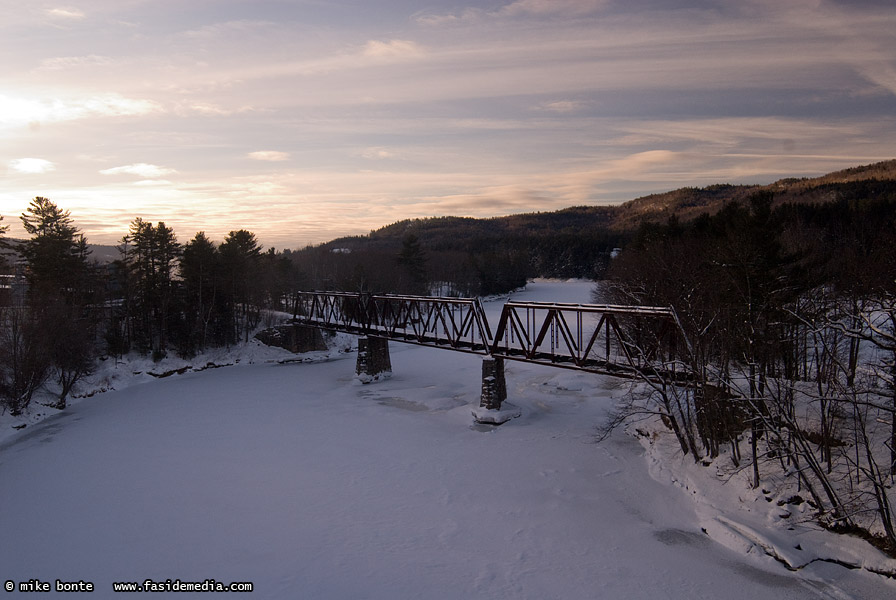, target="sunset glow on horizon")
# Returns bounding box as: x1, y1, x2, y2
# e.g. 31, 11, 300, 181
2, 0, 895, 249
